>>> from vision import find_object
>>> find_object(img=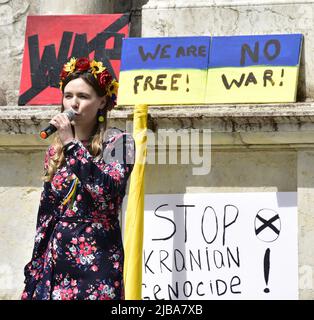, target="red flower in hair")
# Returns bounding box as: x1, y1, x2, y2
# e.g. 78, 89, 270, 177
97, 70, 113, 90
60, 69, 68, 80
59, 57, 119, 108
75, 57, 90, 71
